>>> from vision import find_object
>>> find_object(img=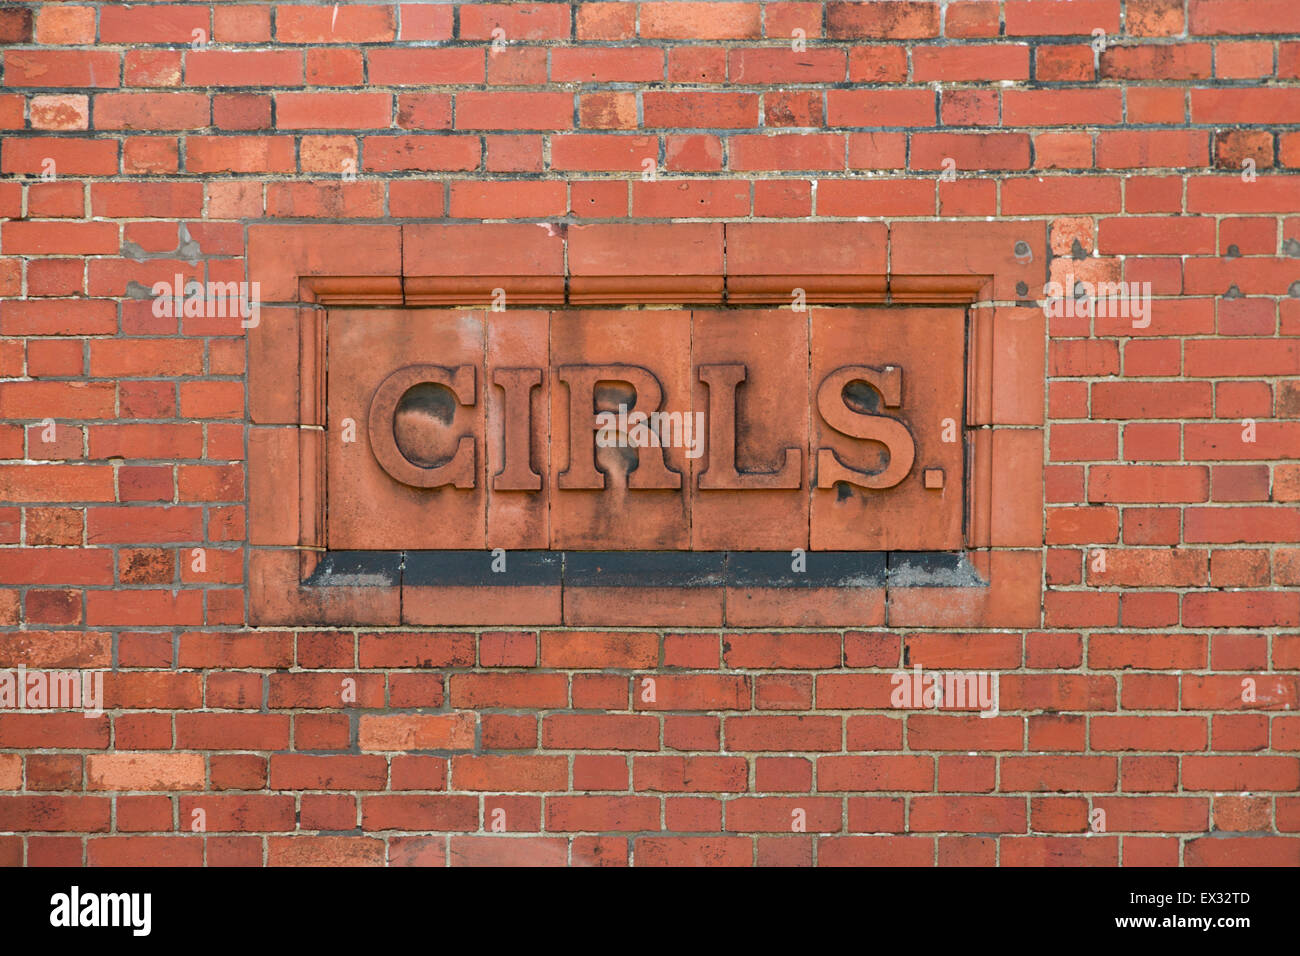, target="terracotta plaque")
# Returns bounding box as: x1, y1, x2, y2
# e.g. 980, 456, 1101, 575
325, 306, 965, 551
